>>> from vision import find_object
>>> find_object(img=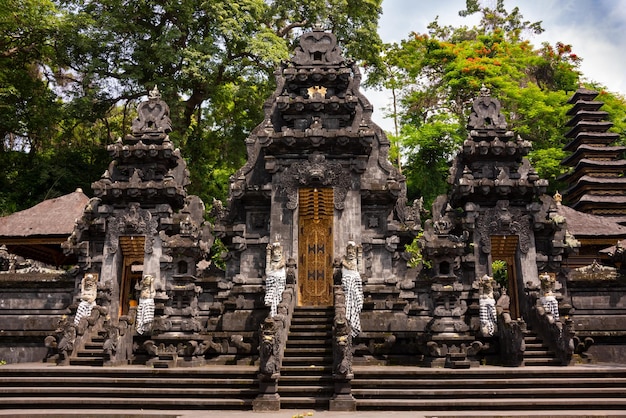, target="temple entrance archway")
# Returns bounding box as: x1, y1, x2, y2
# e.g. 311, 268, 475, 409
119, 235, 145, 316
298, 188, 334, 306
490, 235, 520, 319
